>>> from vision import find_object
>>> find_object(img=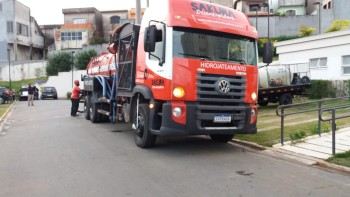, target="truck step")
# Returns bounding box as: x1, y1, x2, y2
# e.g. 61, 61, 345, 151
98, 109, 110, 116
99, 97, 110, 104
